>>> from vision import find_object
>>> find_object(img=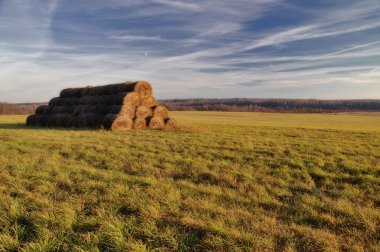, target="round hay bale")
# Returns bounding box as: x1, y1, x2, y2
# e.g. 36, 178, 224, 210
110, 105, 135, 118
37, 115, 48, 126
133, 81, 152, 99
26, 115, 33, 126
78, 95, 99, 105
26, 114, 39, 126
51, 106, 61, 114
103, 92, 139, 106
65, 106, 75, 114
76, 113, 103, 128
103, 114, 133, 131
148, 116, 165, 130
95, 105, 110, 115
50, 106, 72, 114
81, 86, 93, 97
47, 115, 59, 127
152, 105, 168, 119
164, 118, 177, 130
95, 81, 150, 97
44, 106, 53, 114
35, 105, 49, 115
133, 117, 148, 129
81, 105, 97, 114
67, 115, 78, 128
53, 114, 70, 127
135, 106, 152, 119
73, 105, 87, 115
140, 96, 158, 107
63, 97, 78, 106
59, 81, 152, 98
60, 87, 83, 98
49, 97, 64, 106
50, 97, 77, 107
